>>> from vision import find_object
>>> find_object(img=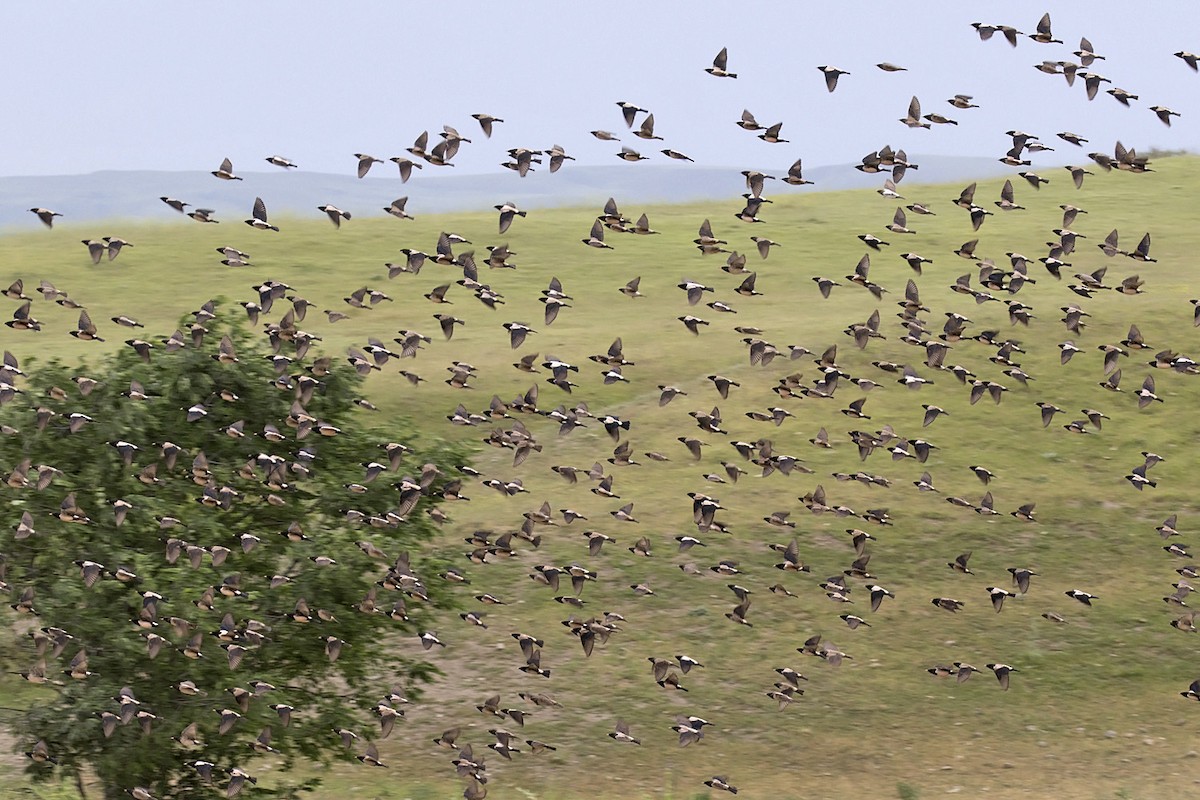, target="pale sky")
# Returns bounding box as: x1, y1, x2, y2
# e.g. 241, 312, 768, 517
4, 1, 1198, 178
